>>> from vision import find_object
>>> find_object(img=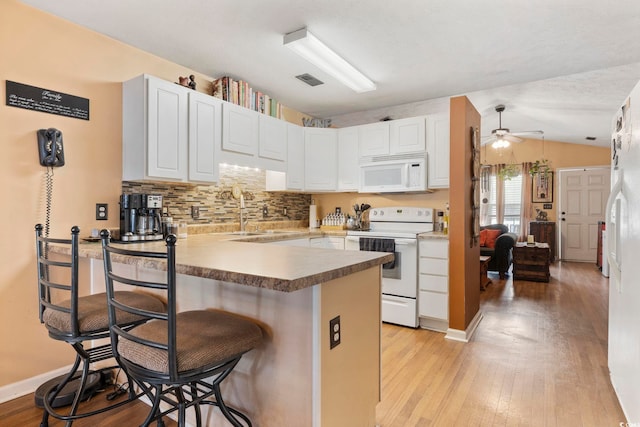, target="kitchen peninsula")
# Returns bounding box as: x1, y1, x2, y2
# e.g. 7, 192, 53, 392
49, 232, 392, 427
